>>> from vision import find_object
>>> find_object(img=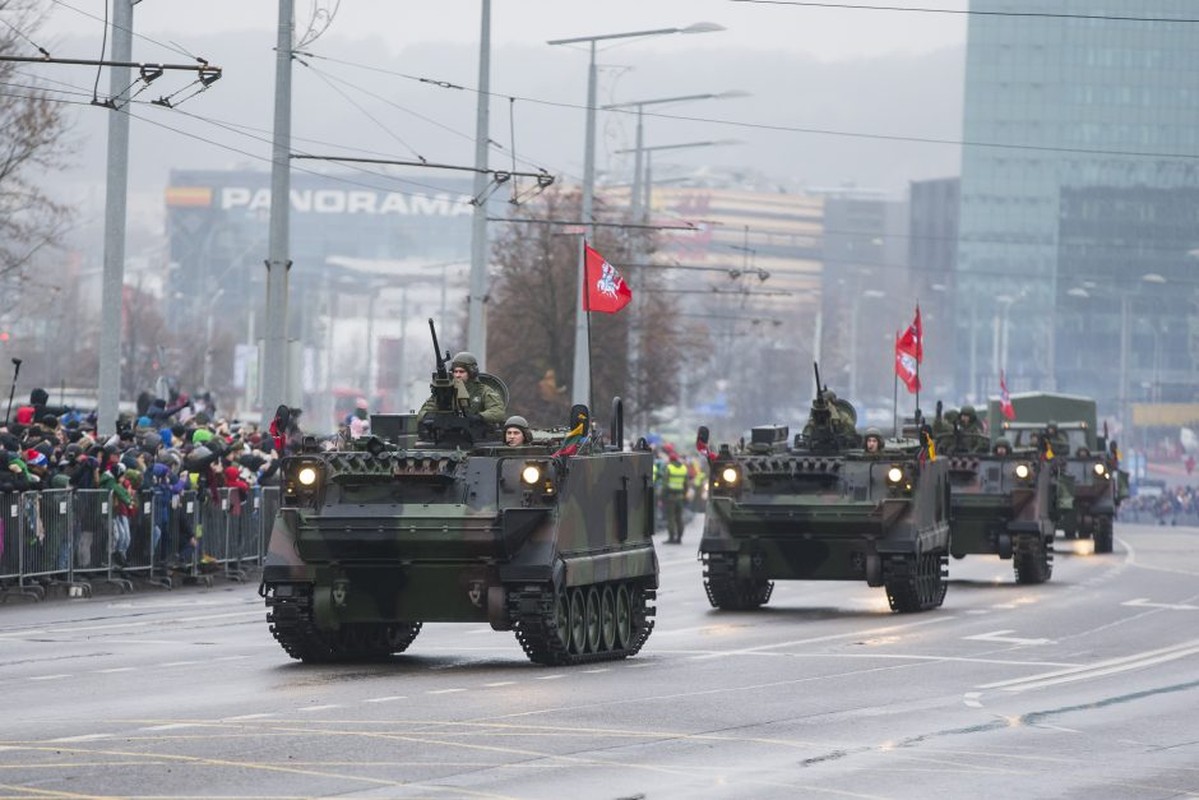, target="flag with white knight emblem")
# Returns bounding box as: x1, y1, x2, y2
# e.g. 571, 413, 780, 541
583, 242, 632, 314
